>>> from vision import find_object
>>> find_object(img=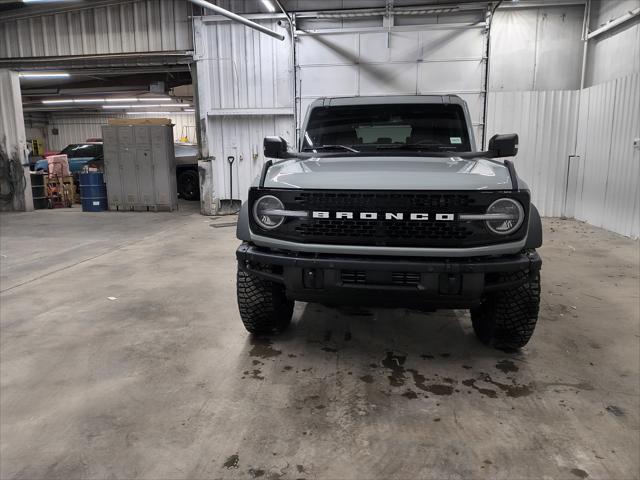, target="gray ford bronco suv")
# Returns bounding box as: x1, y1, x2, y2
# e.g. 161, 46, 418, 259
236, 95, 542, 350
